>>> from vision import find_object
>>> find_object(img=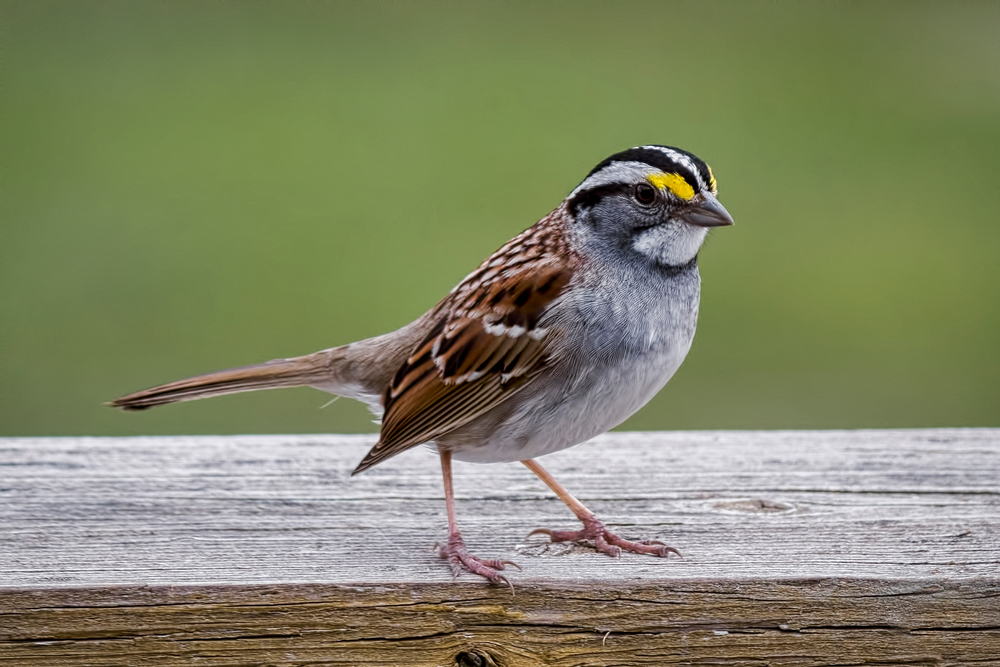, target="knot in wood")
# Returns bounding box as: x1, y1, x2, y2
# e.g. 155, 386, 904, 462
455, 648, 499, 667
